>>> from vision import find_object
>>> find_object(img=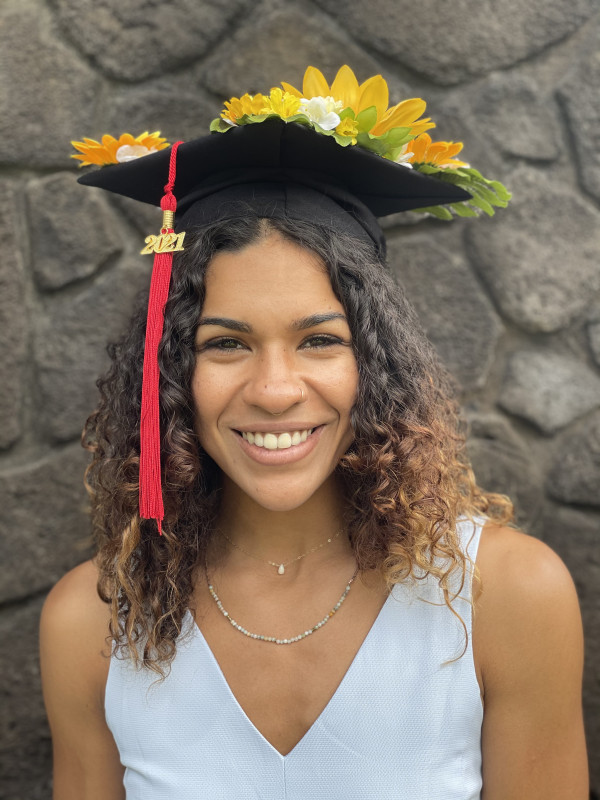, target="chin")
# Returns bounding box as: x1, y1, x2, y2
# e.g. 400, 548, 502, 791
223, 471, 339, 513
